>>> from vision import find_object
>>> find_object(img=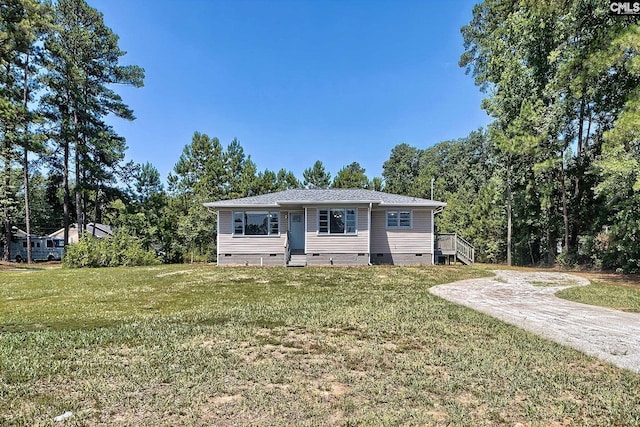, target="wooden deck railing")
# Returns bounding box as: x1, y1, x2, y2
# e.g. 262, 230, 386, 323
436, 233, 474, 265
